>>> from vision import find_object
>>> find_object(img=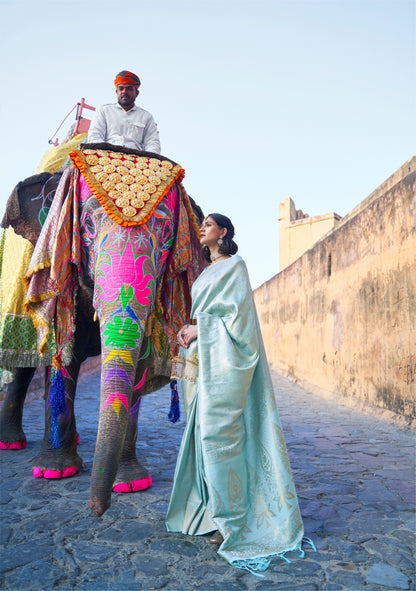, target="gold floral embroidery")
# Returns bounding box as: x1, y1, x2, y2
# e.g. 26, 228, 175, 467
271, 422, 291, 473
122, 205, 136, 217
228, 467, 244, 509
69, 148, 185, 226
183, 354, 198, 383
116, 165, 130, 175
170, 351, 199, 382
279, 484, 296, 511
115, 196, 129, 207
95, 172, 107, 183
86, 154, 99, 165
102, 180, 115, 192
116, 182, 129, 193
109, 172, 122, 184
